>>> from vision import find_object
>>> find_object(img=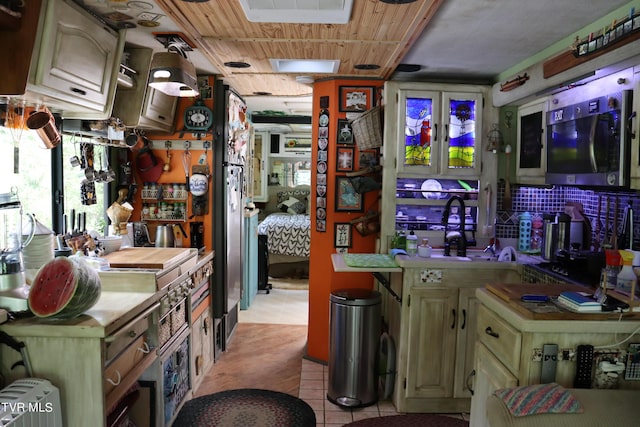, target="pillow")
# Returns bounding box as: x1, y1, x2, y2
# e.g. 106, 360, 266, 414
278, 197, 306, 214
493, 383, 583, 417
277, 190, 310, 204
